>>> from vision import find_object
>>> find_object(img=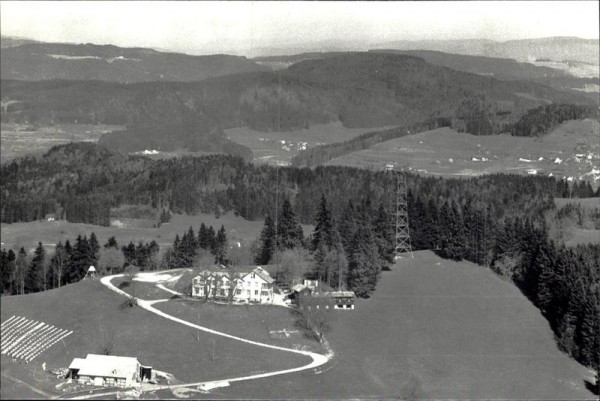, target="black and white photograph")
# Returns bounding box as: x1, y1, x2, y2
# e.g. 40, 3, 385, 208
0, 1, 598, 399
